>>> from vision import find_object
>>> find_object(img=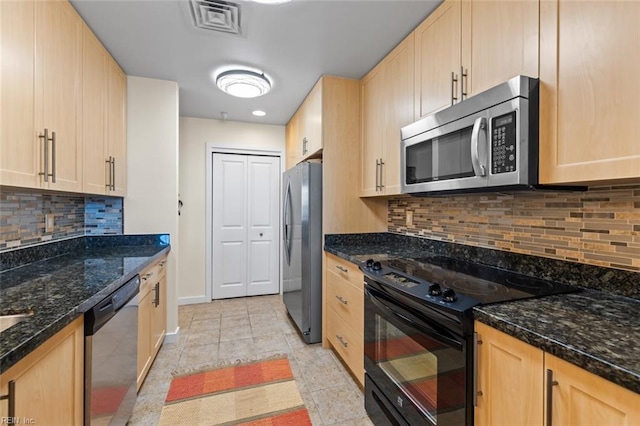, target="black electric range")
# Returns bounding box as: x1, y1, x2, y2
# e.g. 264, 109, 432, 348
361, 255, 580, 336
